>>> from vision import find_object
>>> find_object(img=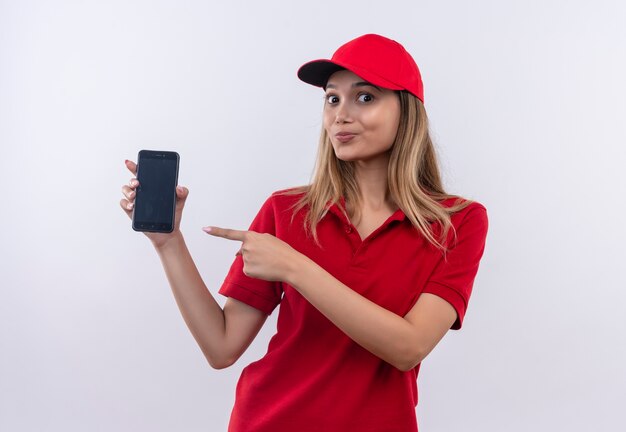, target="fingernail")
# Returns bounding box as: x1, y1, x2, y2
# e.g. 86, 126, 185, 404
177, 186, 183, 192
128, 202, 134, 210
131, 180, 138, 186
202, 227, 212, 233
